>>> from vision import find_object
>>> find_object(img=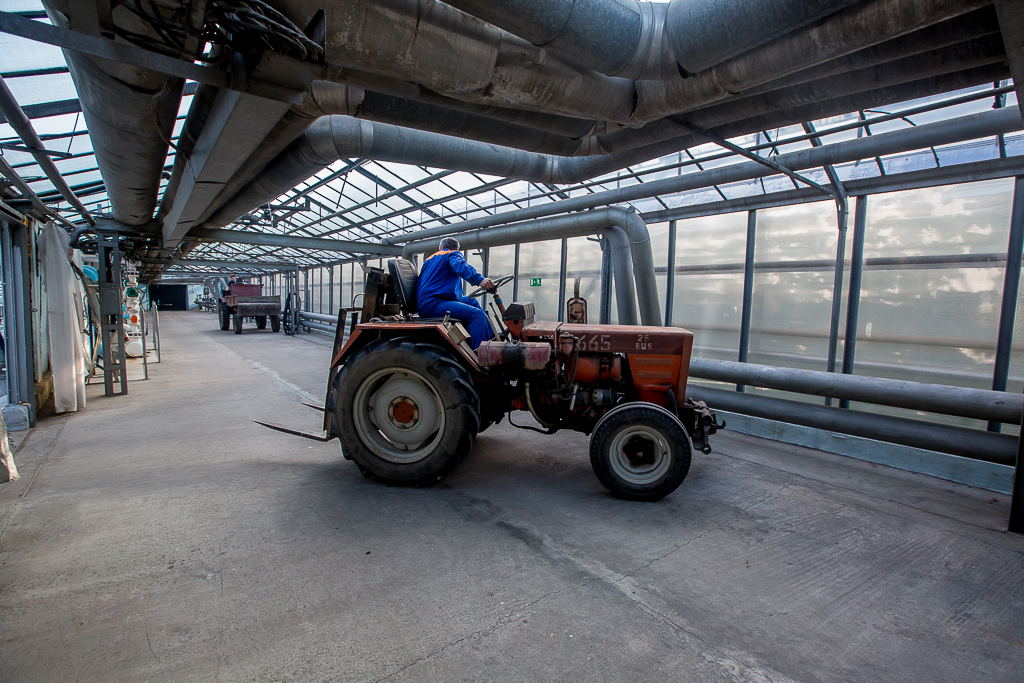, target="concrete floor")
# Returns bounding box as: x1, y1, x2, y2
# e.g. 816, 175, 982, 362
2, 311, 1023, 682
